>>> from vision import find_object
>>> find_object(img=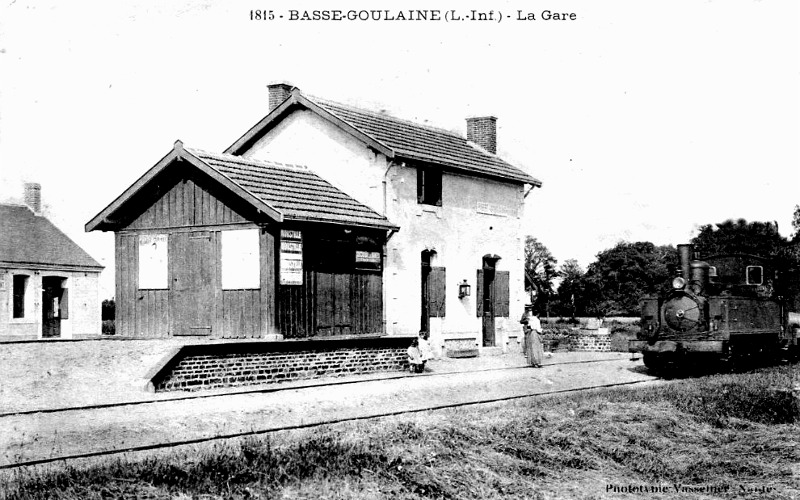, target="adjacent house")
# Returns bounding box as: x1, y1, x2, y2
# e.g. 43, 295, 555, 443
86, 83, 541, 355
1, 183, 103, 340
225, 84, 541, 354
